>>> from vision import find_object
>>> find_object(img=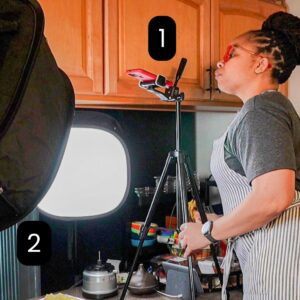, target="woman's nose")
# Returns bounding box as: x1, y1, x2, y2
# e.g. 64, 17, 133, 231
217, 61, 225, 69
